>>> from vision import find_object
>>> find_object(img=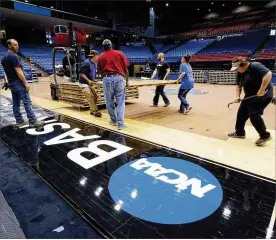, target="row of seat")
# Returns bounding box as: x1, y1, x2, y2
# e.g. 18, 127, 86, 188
0, 44, 35, 81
